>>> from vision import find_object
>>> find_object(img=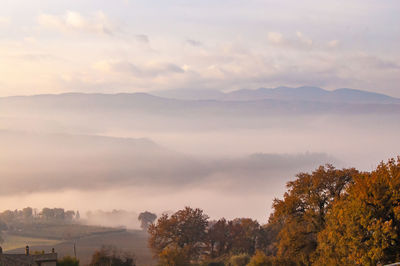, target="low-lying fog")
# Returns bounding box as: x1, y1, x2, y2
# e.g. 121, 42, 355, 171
1, 93, 399, 226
